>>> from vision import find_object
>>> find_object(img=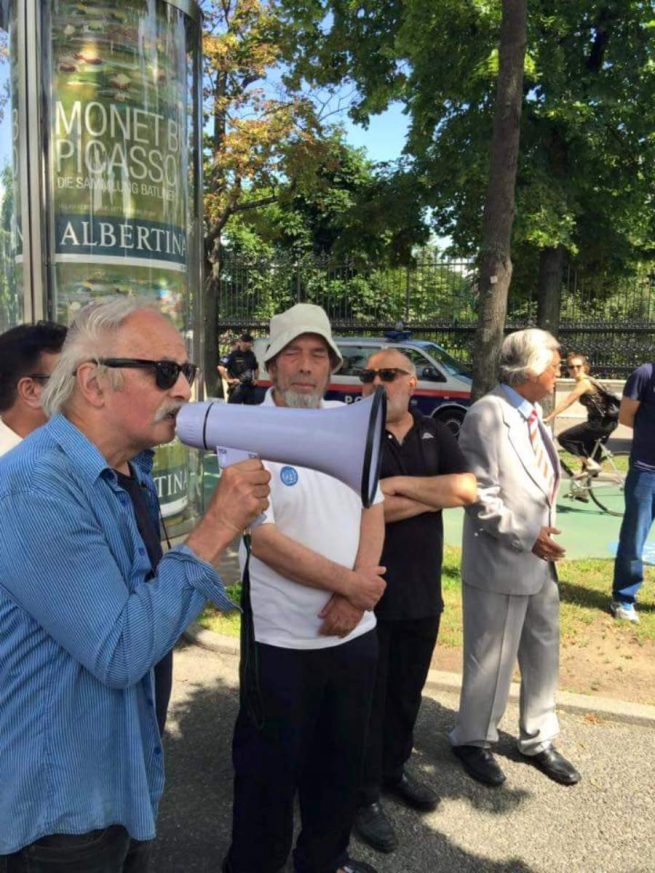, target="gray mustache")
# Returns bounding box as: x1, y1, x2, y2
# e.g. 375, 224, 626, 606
154, 402, 185, 422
